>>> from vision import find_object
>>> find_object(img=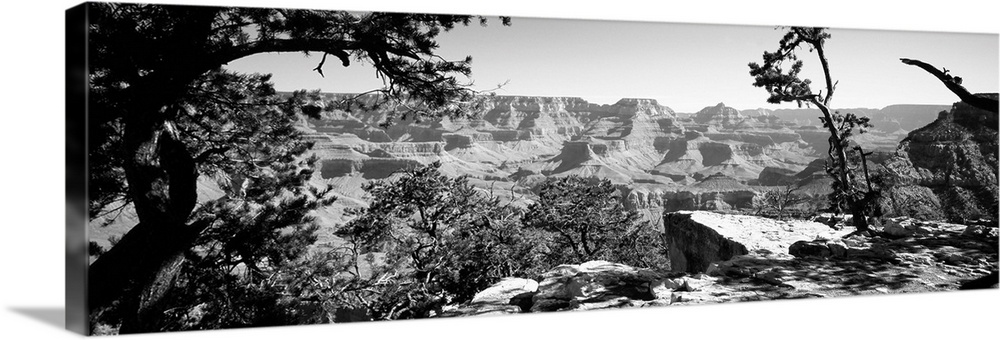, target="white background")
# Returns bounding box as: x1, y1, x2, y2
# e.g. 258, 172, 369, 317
1, 0, 998, 339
